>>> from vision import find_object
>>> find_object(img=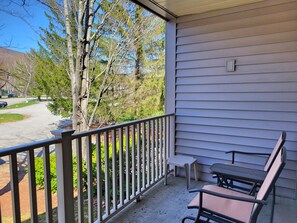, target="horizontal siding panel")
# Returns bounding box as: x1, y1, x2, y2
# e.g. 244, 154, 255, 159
176, 116, 297, 131
177, 31, 297, 54
176, 41, 297, 61
177, 58, 223, 69
176, 92, 297, 102
177, 53, 297, 69
176, 131, 297, 154
177, 20, 297, 46
176, 82, 297, 93
177, 10, 297, 37
177, 1, 297, 29
275, 178, 296, 190
273, 187, 296, 199
176, 73, 297, 85
176, 108, 297, 122
176, 123, 297, 142
176, 101, 297, 112
281, 169, 297, 181
177, 64, 297, 77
